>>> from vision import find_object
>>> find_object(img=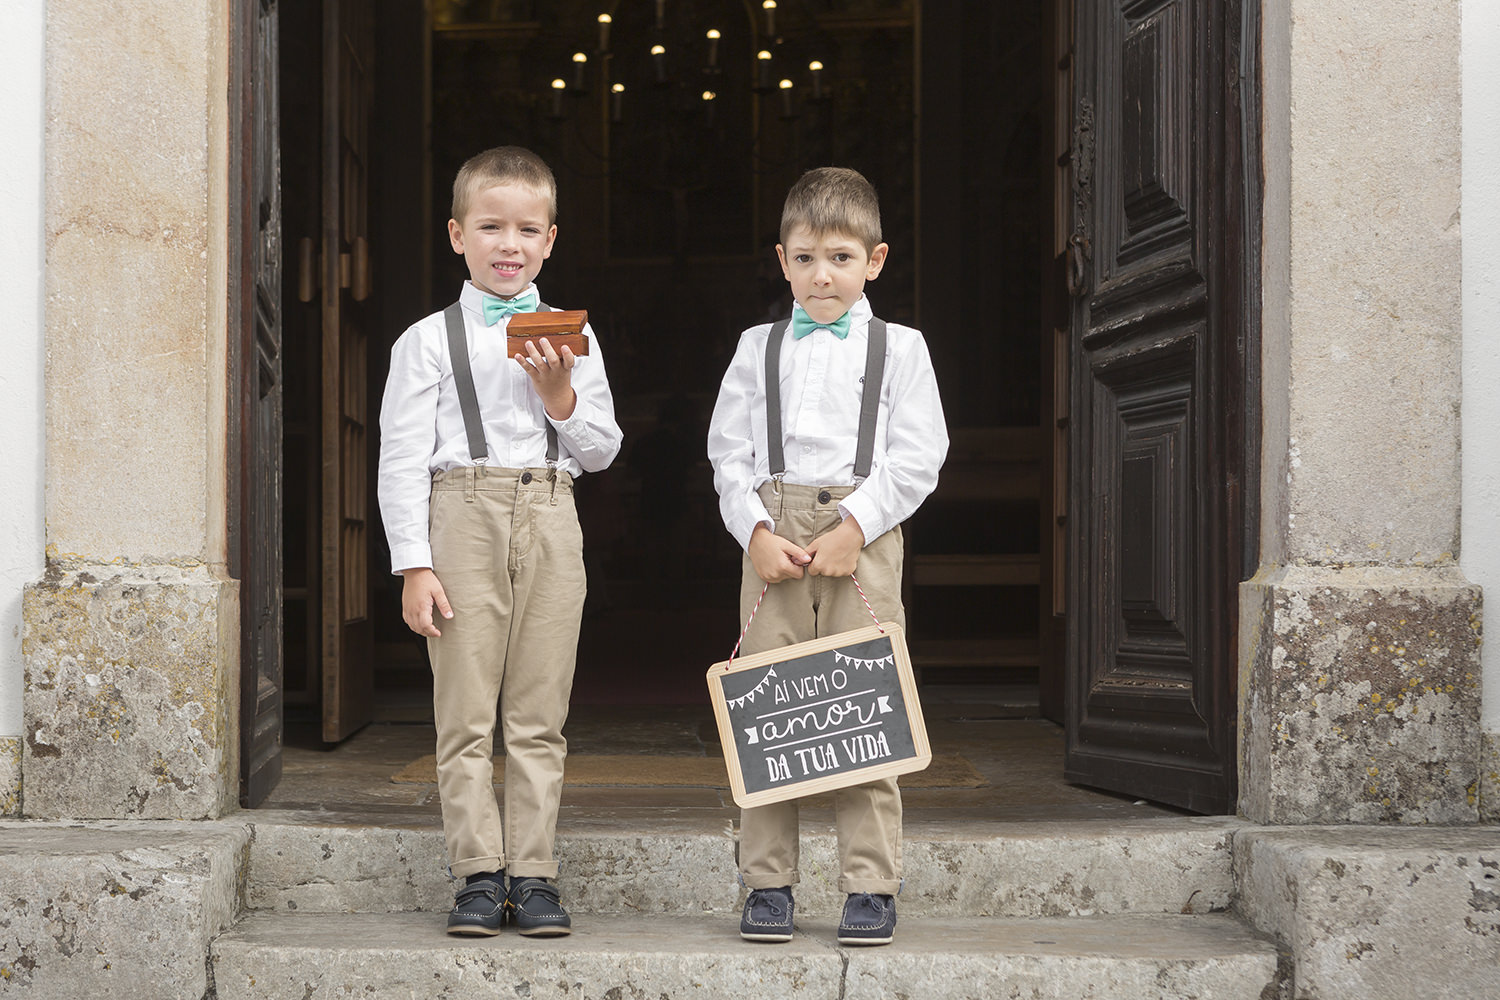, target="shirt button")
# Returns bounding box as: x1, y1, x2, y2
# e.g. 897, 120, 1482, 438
818, 490, 832, 505
521, 472, 533, 484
